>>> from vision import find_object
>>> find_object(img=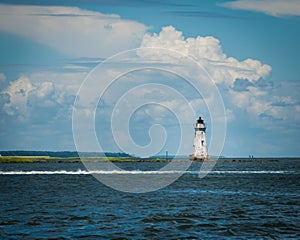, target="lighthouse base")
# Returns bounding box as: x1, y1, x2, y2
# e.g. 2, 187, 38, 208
189, 154, 210, 161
